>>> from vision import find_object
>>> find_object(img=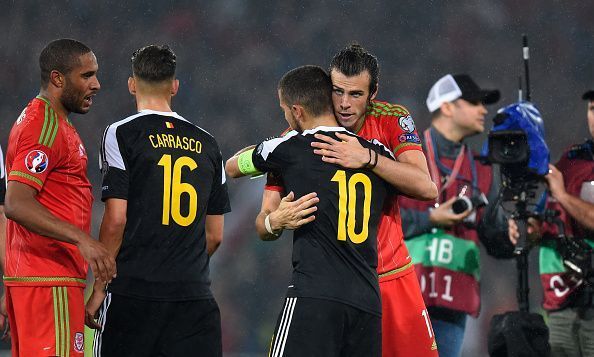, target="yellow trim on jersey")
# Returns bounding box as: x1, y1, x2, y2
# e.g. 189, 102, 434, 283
4, 276, 86, 285
378, 261, 414, 278
9, 170, 43, 187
